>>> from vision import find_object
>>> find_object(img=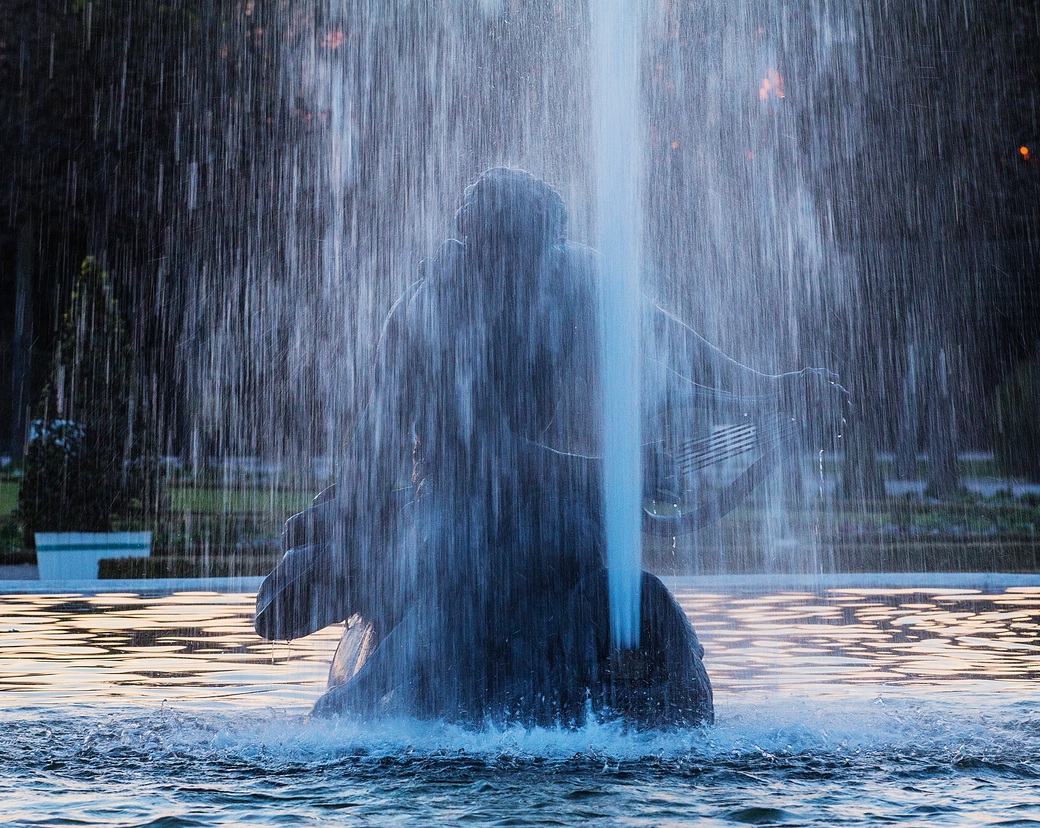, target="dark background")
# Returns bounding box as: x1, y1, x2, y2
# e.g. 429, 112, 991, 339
1, 1, 1037, 478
